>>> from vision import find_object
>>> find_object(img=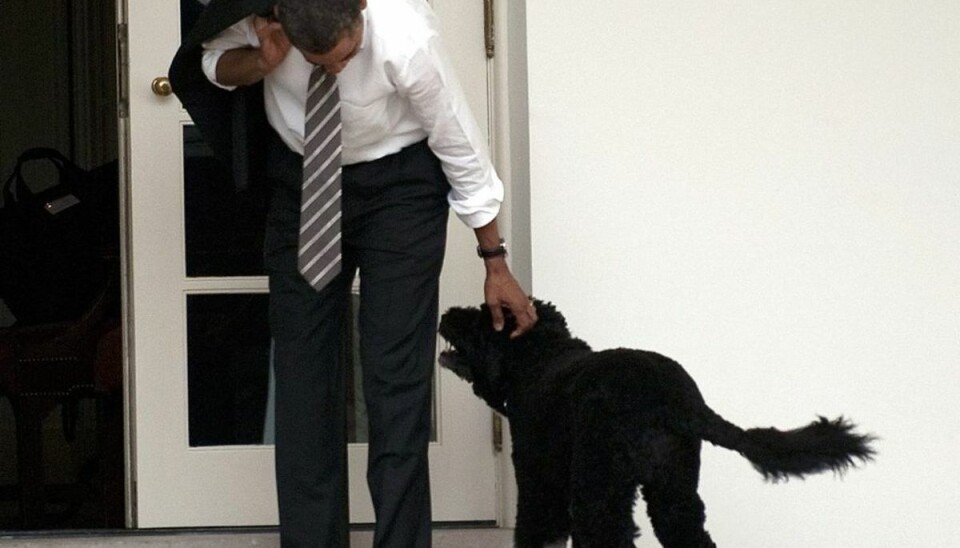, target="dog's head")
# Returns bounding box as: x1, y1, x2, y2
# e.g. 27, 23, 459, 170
438, 299, 580, 414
